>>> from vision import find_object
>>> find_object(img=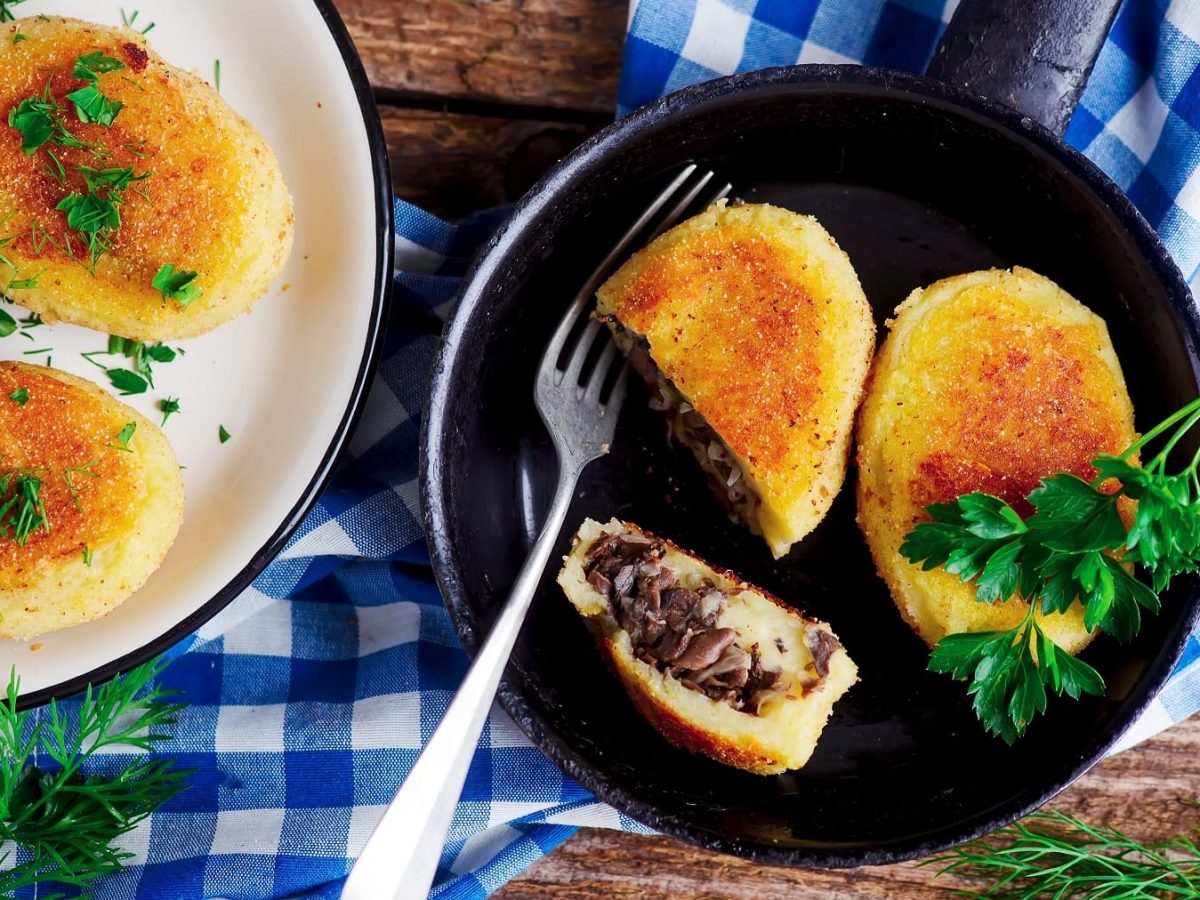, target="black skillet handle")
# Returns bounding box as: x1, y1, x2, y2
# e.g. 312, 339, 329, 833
926, 0, 1124, 136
